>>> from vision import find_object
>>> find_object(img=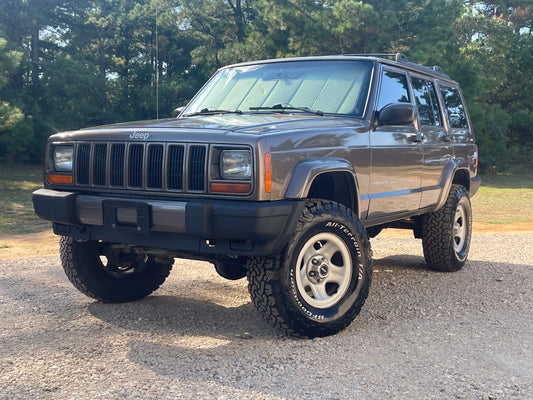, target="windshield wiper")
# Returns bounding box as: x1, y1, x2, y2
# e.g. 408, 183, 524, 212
249, 103, 324, 116
184, 108, 243, 117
